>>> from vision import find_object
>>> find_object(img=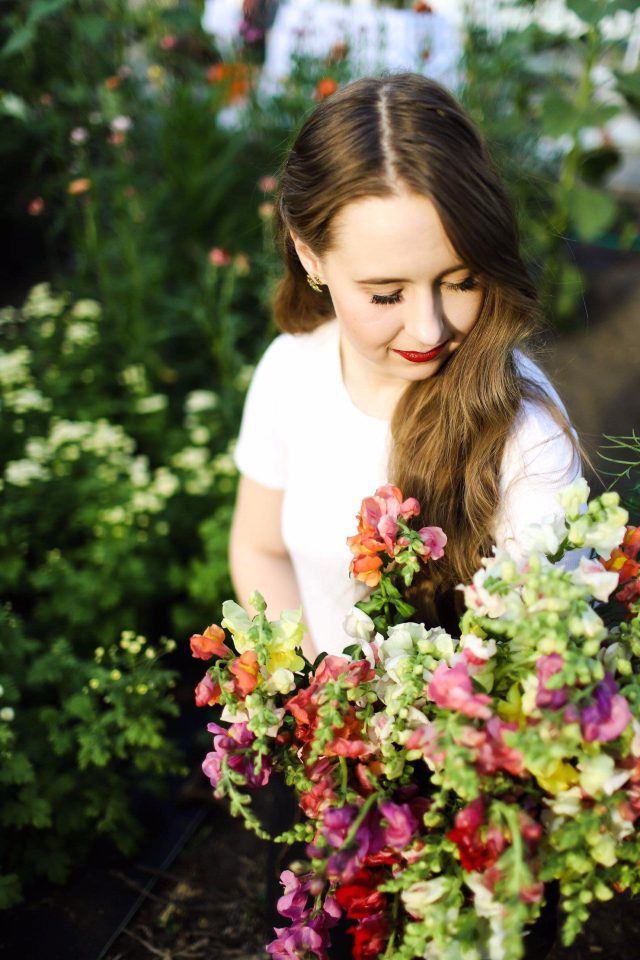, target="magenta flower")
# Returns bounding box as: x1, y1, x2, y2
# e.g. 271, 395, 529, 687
379, 801, 418, 851
202, 721, 270, 789
267, 923, 327, 960
536, 654, 568, 709
277, 871, 317, 921
428, 660, 492, 719
581, 673, 632, 743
